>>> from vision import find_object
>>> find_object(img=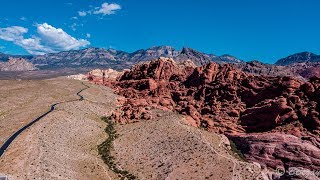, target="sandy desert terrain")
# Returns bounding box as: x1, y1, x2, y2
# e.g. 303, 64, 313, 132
0, 78, 85, 145
0, 78, 120, 179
